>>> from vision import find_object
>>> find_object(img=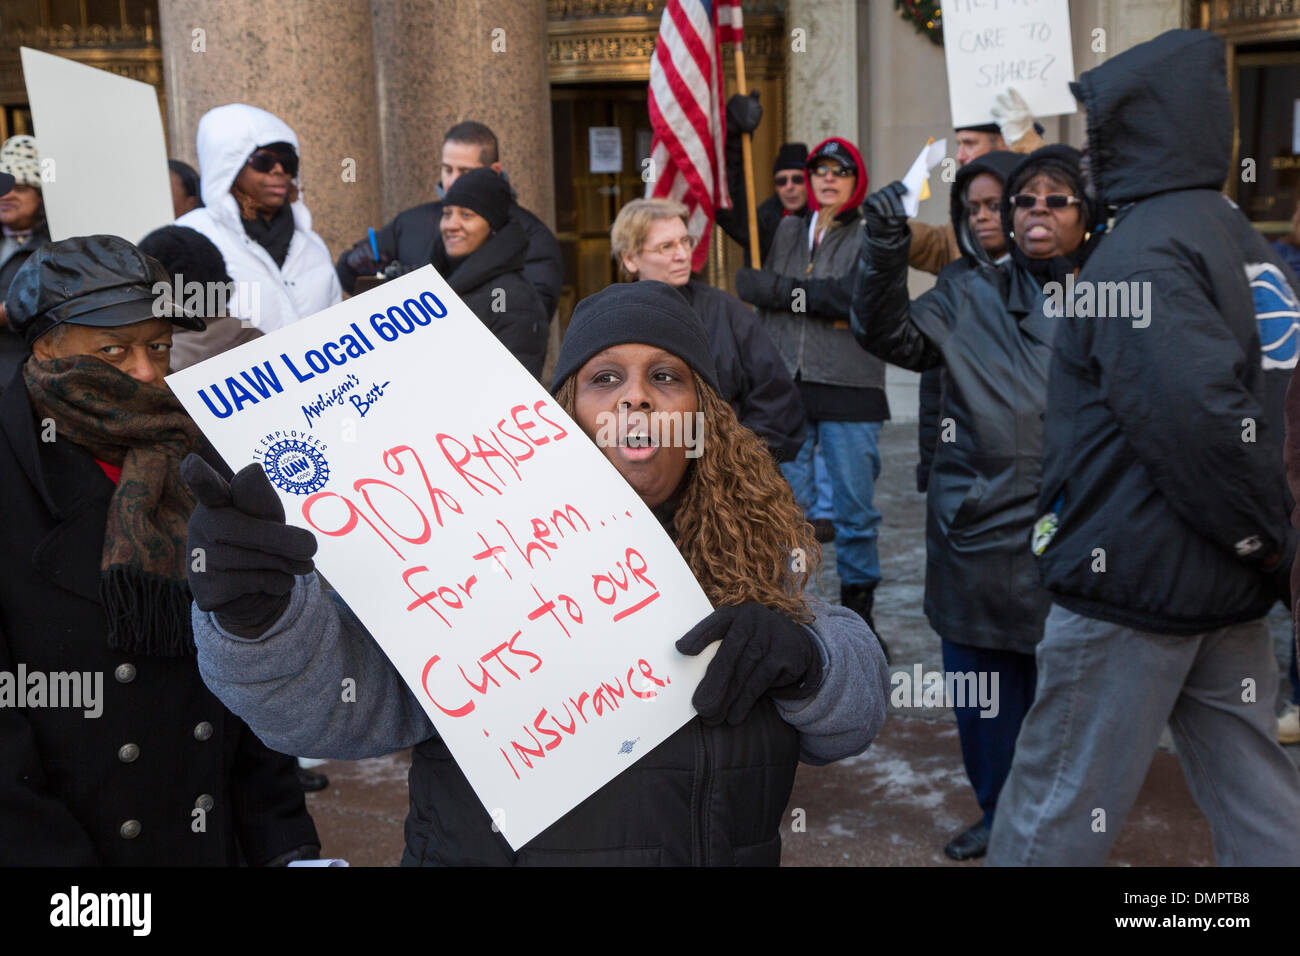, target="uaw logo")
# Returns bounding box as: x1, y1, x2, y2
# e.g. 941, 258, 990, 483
261, 437, 330, 495
1247, 261, 1300, 370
